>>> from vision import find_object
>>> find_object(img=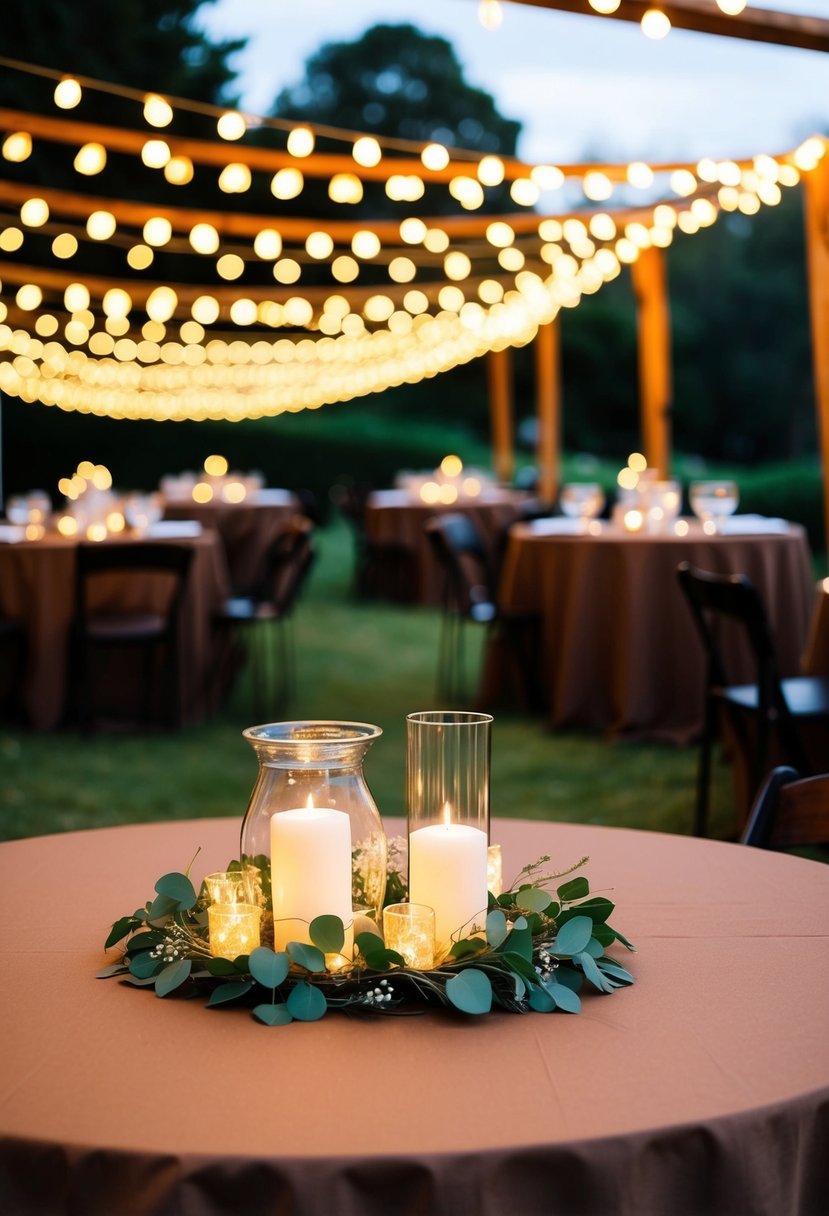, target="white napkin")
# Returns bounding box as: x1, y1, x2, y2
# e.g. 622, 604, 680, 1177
523, 517, 600, 535
146, 520, 202, 538
718, 515, 789, 535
